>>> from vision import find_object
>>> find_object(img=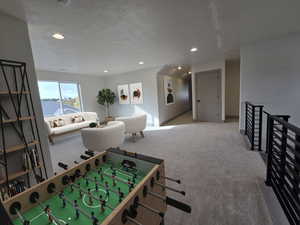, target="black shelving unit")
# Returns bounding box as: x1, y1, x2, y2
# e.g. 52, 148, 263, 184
0, 59, 48, 199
